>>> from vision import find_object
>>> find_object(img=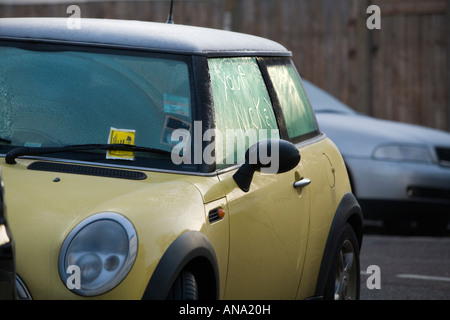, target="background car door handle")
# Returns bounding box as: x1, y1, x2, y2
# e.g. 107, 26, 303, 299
293, 177, 311, 188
